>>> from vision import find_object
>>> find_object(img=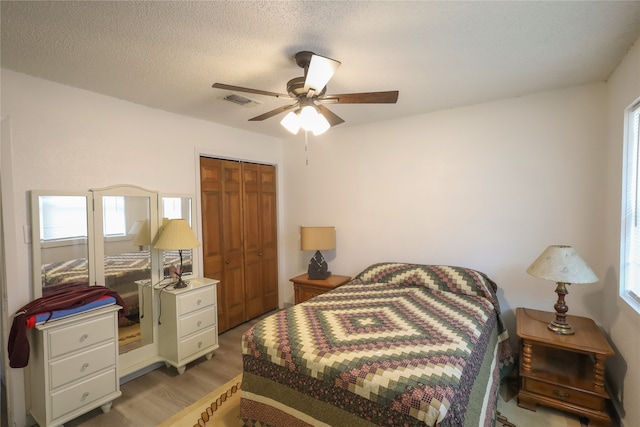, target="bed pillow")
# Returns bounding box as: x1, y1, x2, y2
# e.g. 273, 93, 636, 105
354, 262, 498, 302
